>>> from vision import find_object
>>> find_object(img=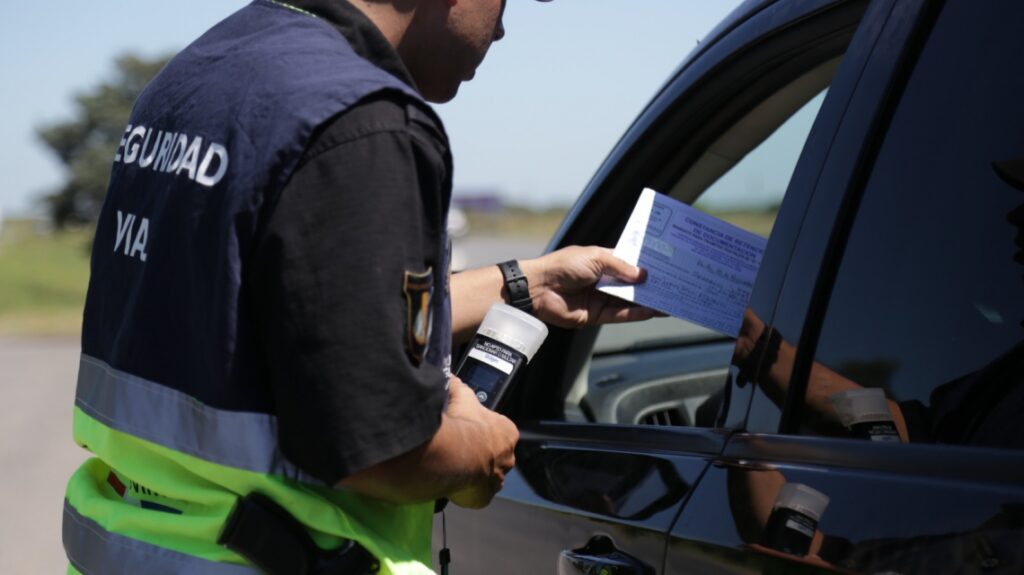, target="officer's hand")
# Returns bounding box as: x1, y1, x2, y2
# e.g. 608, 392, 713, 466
522, 246, 661, 328
446, 377, 519, 509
